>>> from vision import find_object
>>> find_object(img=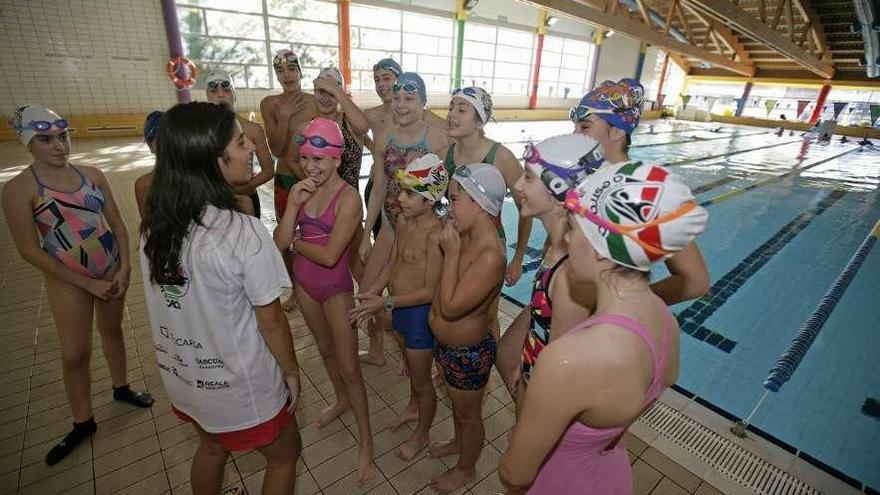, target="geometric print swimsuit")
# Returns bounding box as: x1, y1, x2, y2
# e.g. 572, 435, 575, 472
30, 165, 119, 279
